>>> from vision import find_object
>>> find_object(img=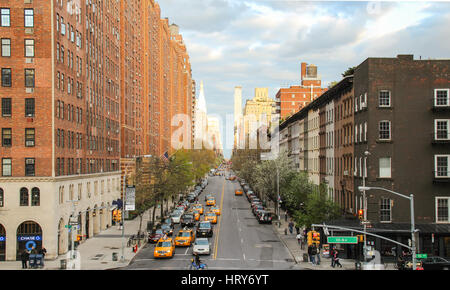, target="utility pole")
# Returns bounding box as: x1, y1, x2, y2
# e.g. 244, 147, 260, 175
120, 171, 127, 263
